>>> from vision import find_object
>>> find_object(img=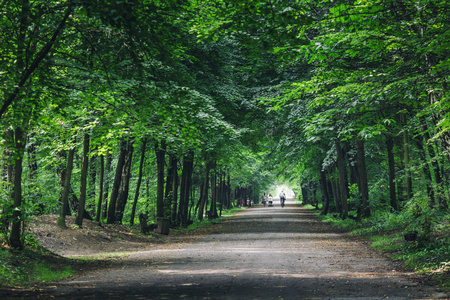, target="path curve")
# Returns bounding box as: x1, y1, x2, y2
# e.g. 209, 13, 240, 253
30, 200, 450, 299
